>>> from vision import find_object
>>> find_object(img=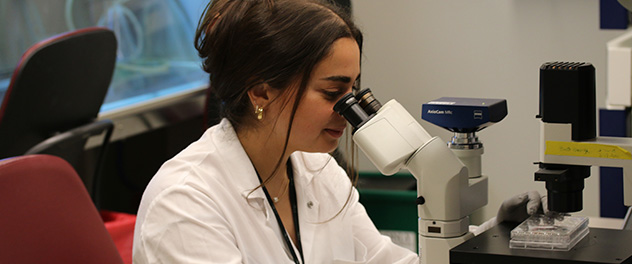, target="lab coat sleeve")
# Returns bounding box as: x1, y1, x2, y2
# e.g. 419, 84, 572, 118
133, 185, 242, 264
349, 188, 419, 264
